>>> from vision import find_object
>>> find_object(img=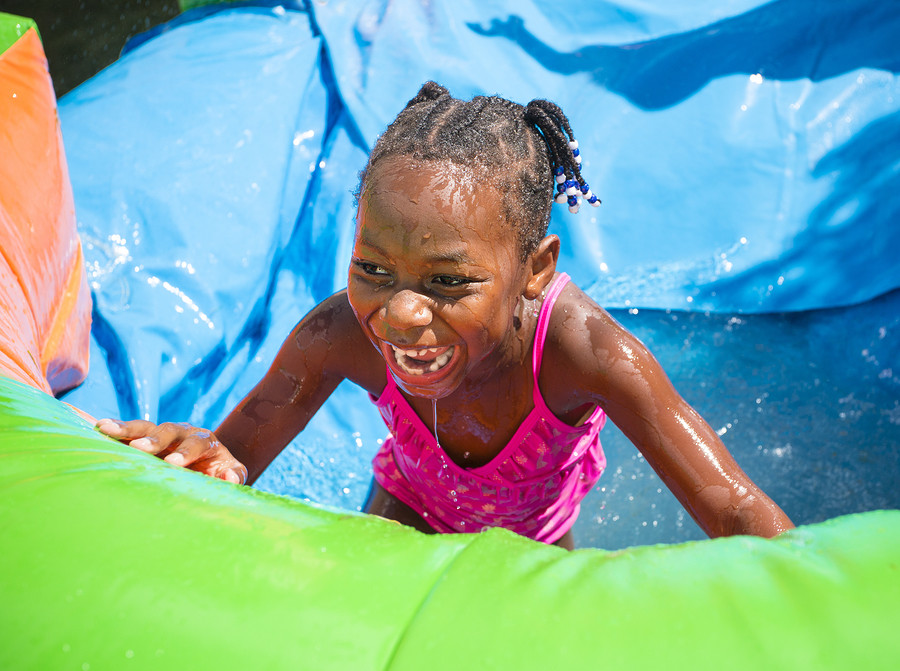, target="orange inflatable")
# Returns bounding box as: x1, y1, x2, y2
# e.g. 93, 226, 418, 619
0, 17, 91, 395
